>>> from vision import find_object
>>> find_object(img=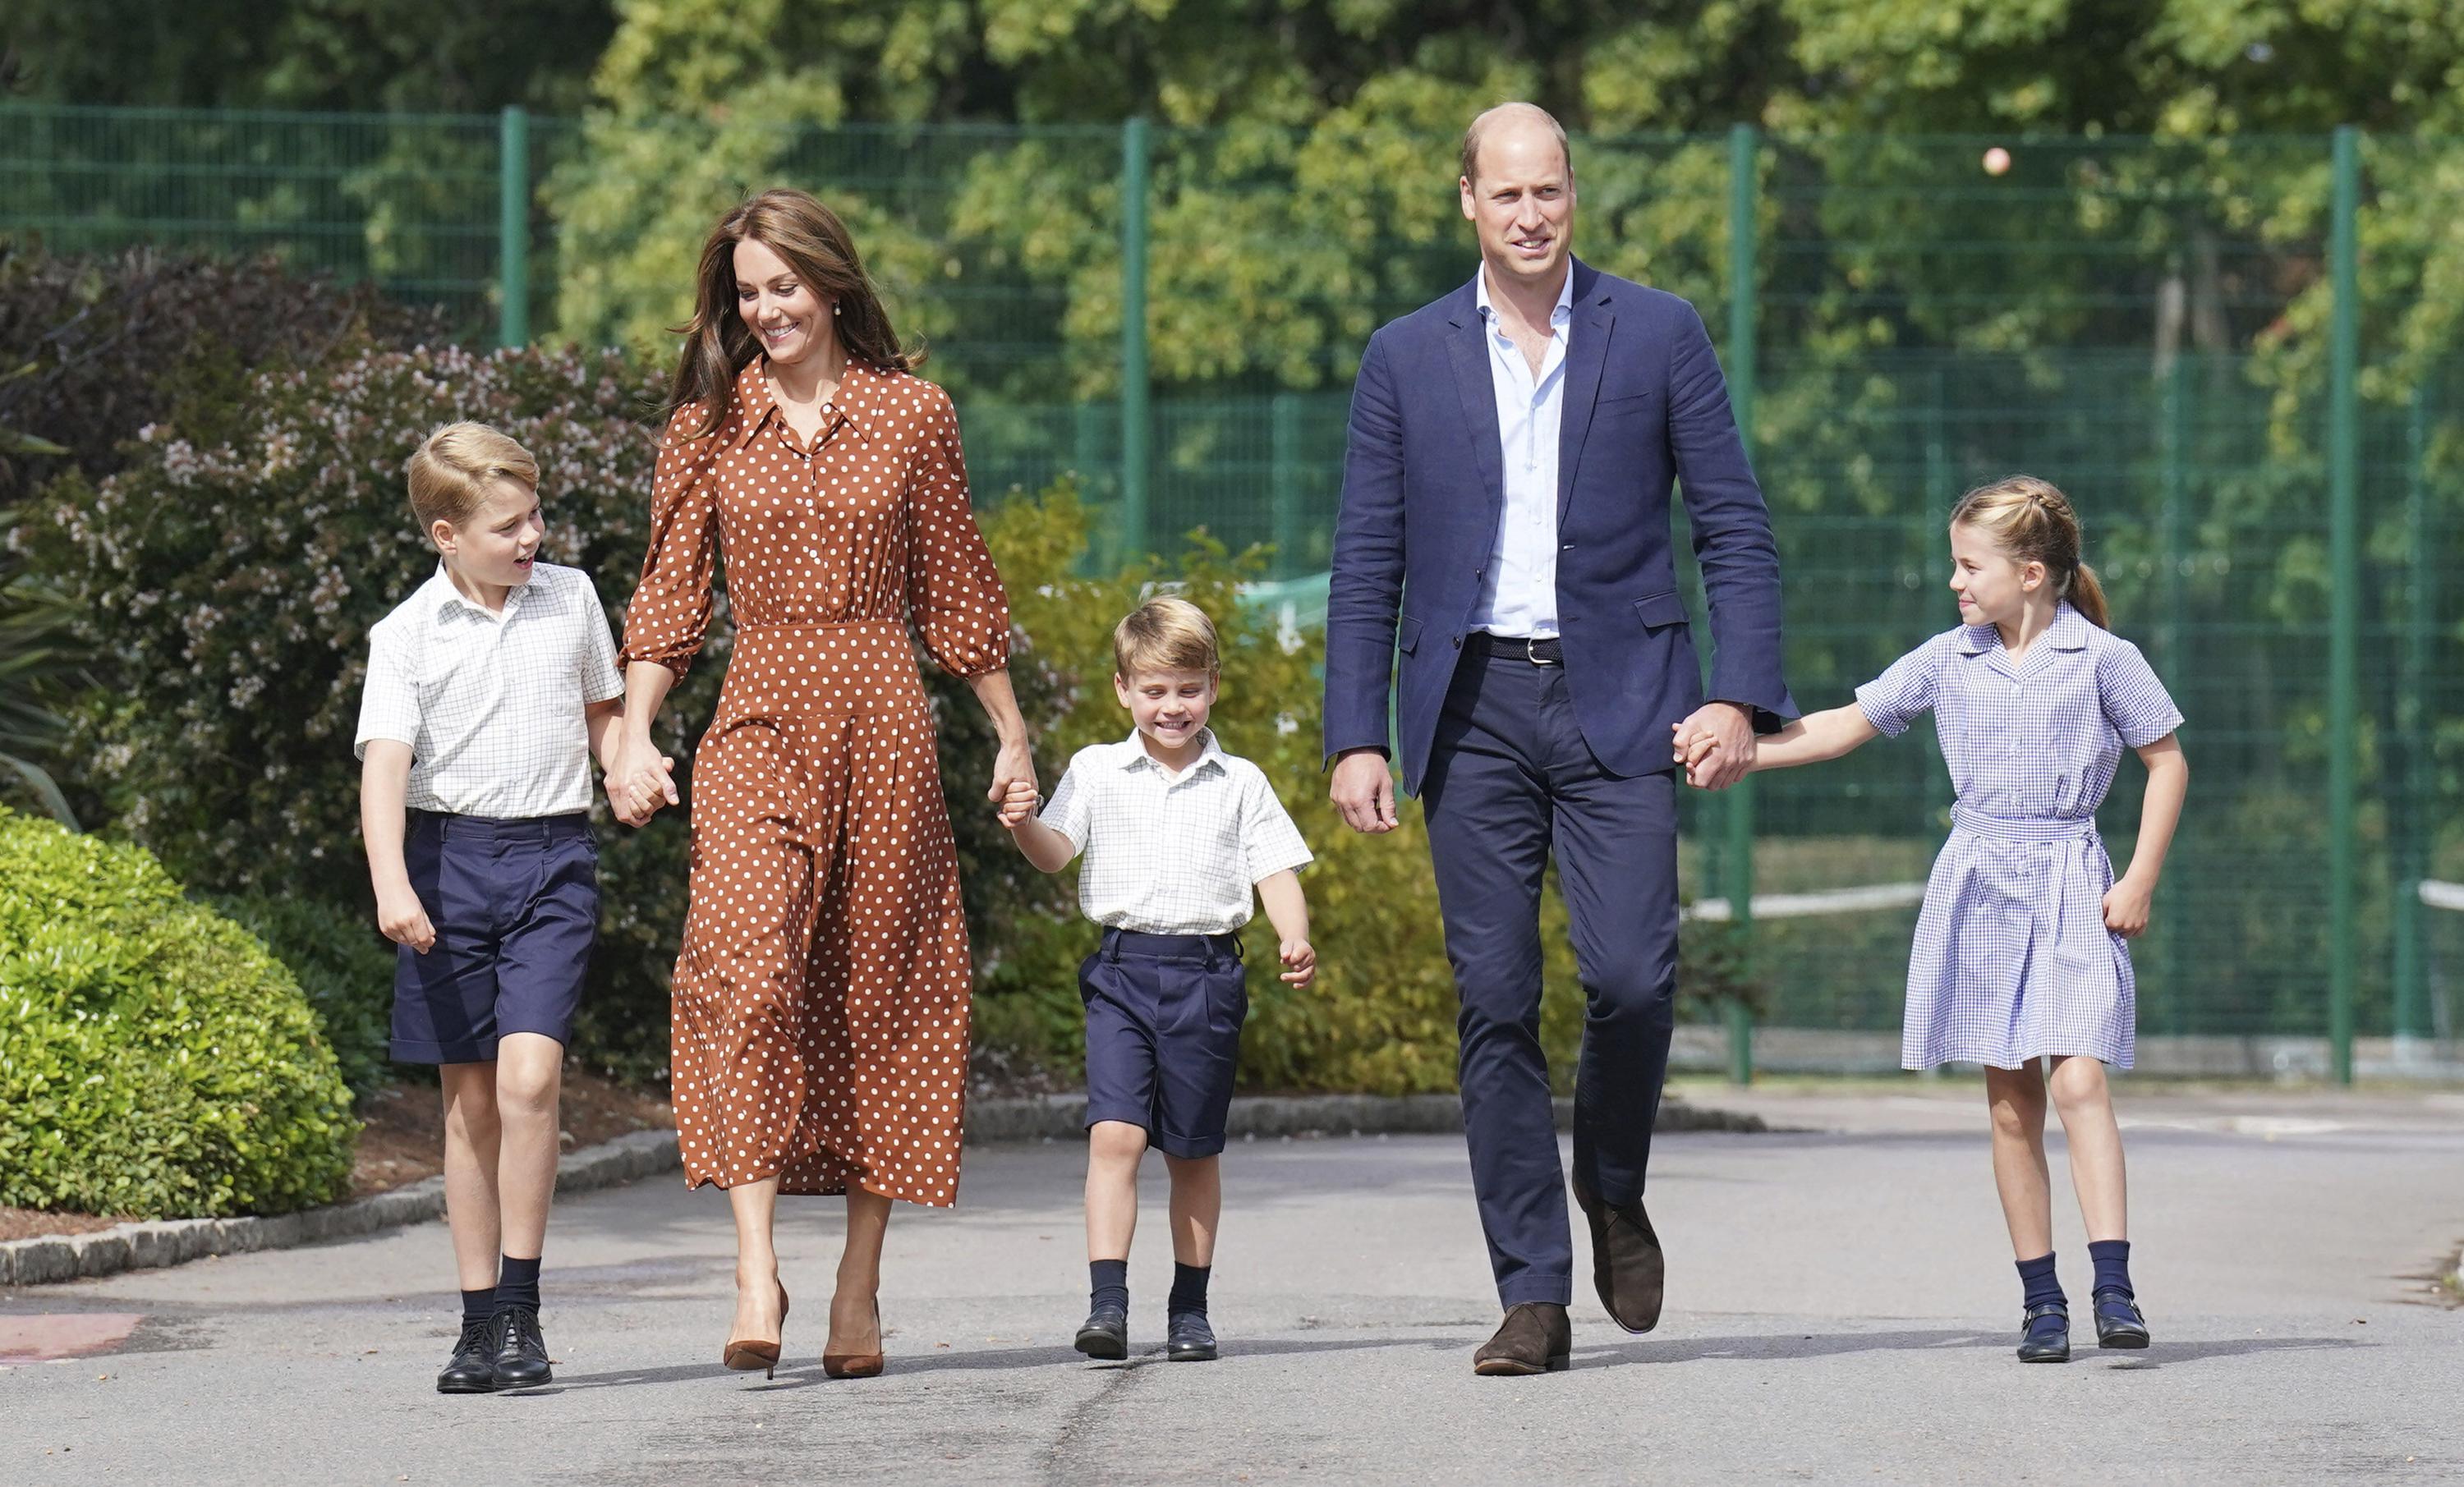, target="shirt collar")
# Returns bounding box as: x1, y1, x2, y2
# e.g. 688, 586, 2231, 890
425, 562, 528, 622
1956, 602, 2092, 656
1473, 263, 1574, 329
731, 357, 878, 450
1112, 727, 1226, 778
